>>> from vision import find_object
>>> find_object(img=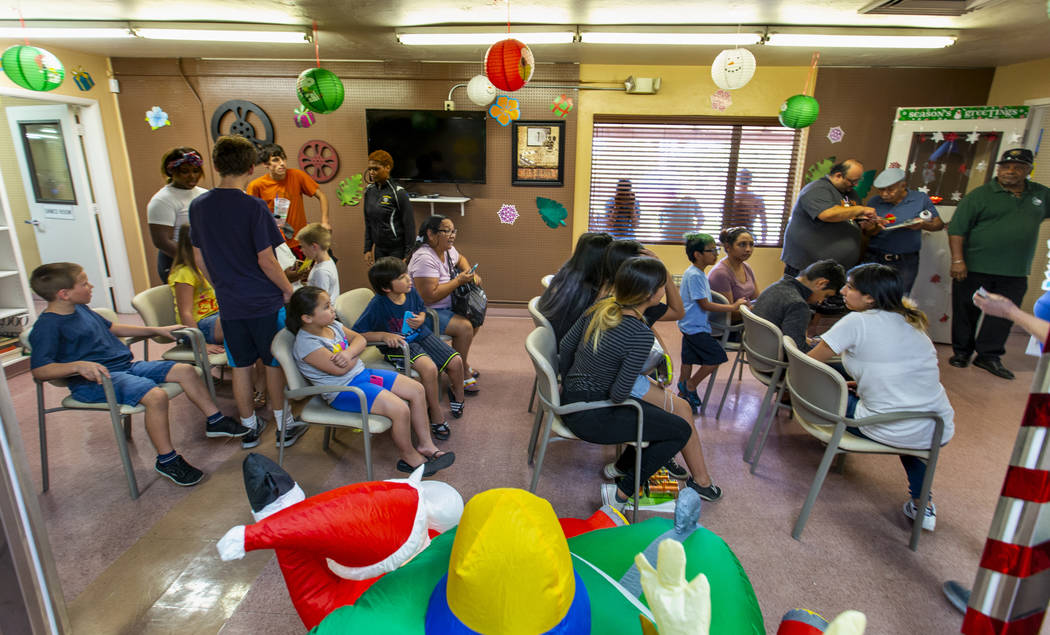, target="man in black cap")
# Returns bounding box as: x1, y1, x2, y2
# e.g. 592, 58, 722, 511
948, 148, 1050, 379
